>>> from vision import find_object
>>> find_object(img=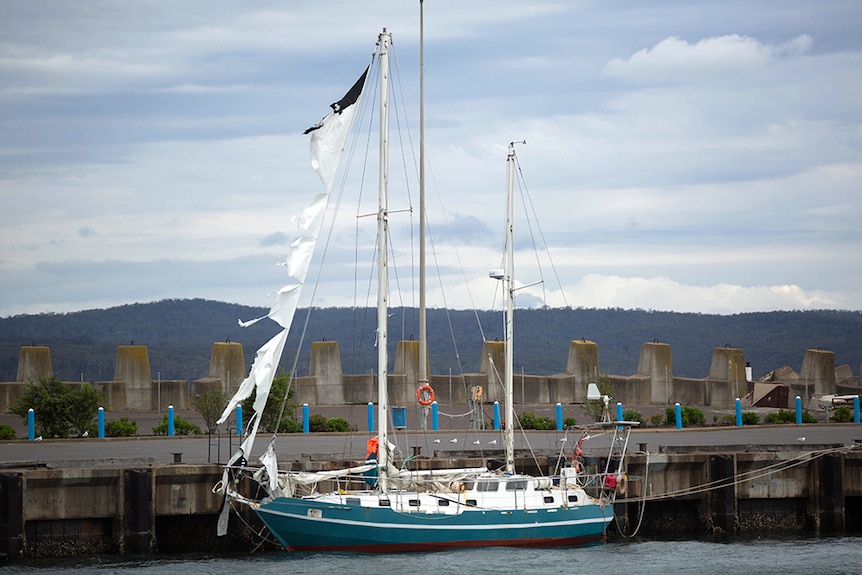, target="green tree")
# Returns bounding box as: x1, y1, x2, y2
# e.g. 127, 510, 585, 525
192, 388, 229, 432
241, 369, 299, 433
11, 376, 72, 438
68, 383, 103, 436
